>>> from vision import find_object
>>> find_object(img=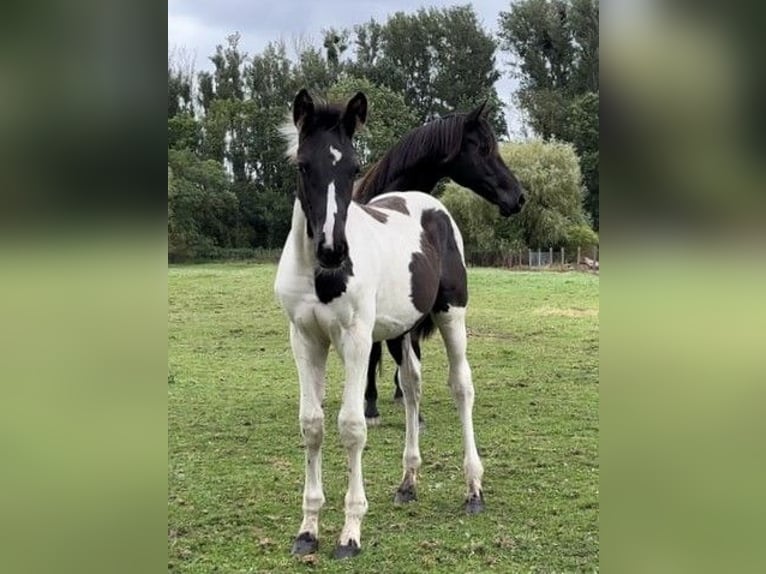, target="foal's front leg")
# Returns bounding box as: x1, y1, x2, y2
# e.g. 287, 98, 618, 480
333, 323, 373, 558
289, 324, 330, 555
